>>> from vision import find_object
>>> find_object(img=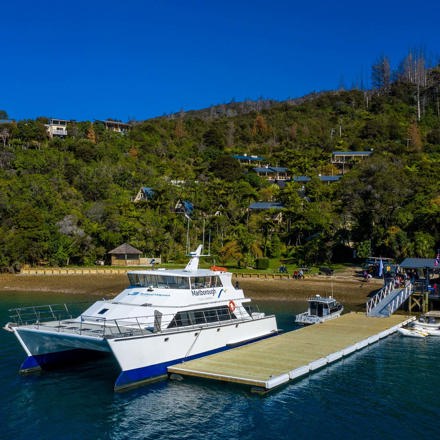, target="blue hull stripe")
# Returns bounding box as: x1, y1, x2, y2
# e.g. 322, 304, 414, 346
20, 355, 42, 372
20, 349, 104, 372
114, 345, 228, 389
114, 332, 277, 390
18, 332, 277, 389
